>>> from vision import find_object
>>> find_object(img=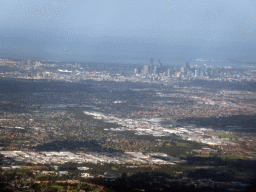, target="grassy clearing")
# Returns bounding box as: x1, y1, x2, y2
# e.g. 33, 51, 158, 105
16, 140, 23, 144
194, 154, 211, 158
177, 142, 190, 147
34, 118, 57, 124
21, 166, 29, 170
52, 186, 64, 189
220, 154, 243, 160
37, 112, 46, 117
216, 134, 239, 138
